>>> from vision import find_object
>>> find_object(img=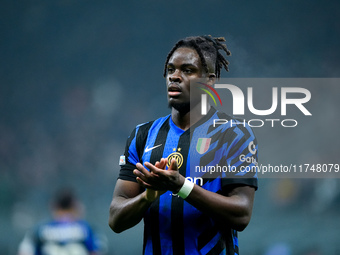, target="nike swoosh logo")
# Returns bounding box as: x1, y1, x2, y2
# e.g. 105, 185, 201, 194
144, 144, 162, 153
